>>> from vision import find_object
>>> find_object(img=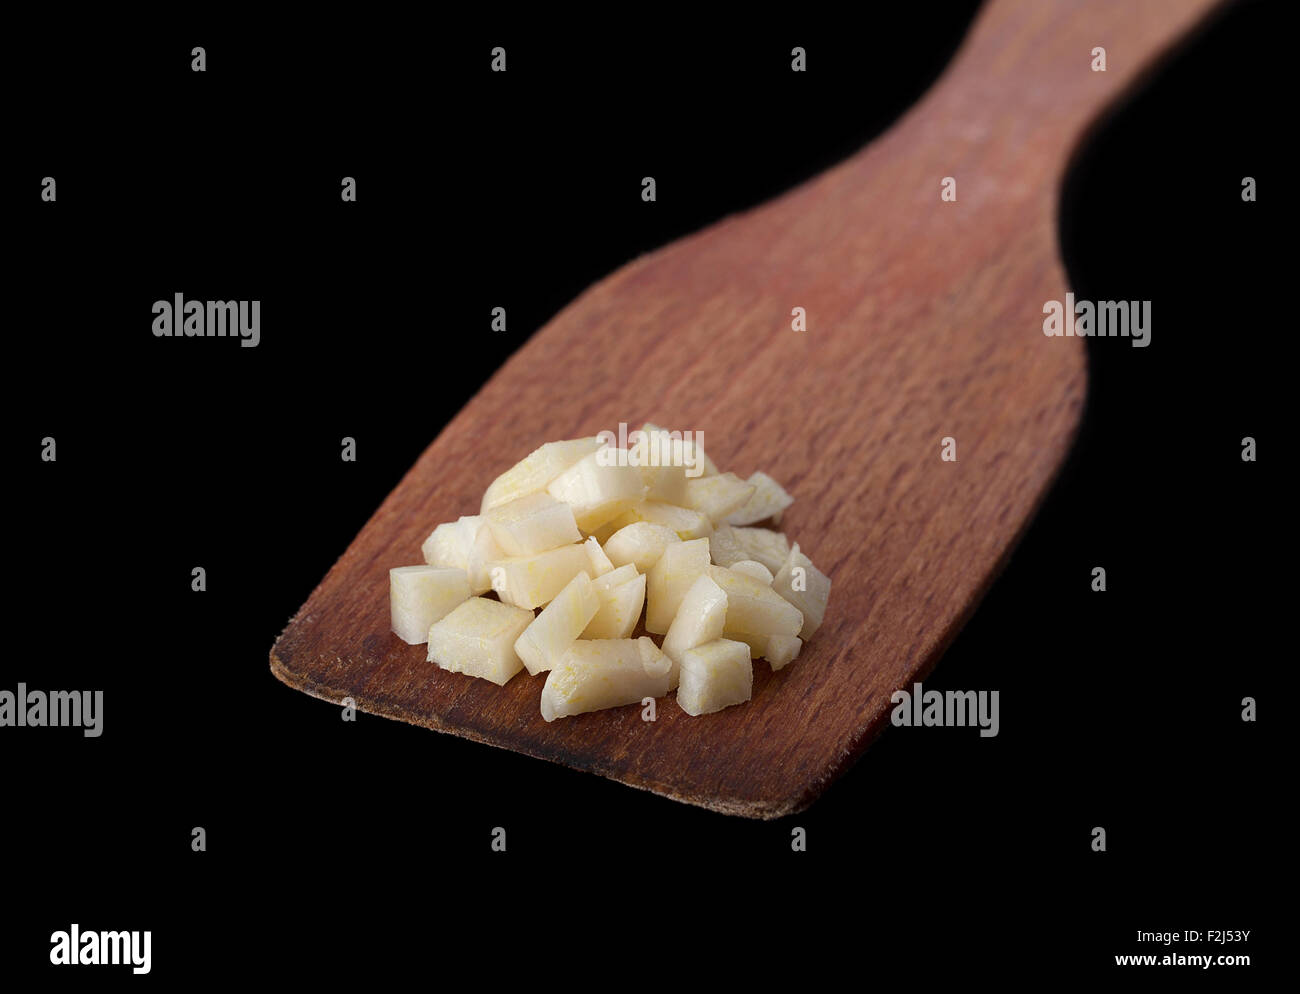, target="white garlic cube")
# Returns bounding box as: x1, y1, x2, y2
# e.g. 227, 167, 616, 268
489, 542, 592, 611
581, 570, 646, 640
728, 559, 774, 584
645, 537, 712, 634
772, 542, 832, 639
706, 565, 803, 637
726, 471, 795, 526
764, 634, 802, 671
484, 491, 581, 557
545, 449, 647, 532
513, 571, 599, 675
426, 596, 534, 685
592, 562, 638, 589
661, 573, 727, 690
421, 515, 482, 571
583, 535, 614, 576
480, 437, 604, 514
389, 566, 472, 645
603, 521, 682, 572
640, 423, 718, 477
677, 639, 753, 716
630, 429, 689, 504
628, 500, 713, 540
710, 524, 790, 573
682, 472, 756, 525
467, 521, 507, 595
540, 636, 671, 722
